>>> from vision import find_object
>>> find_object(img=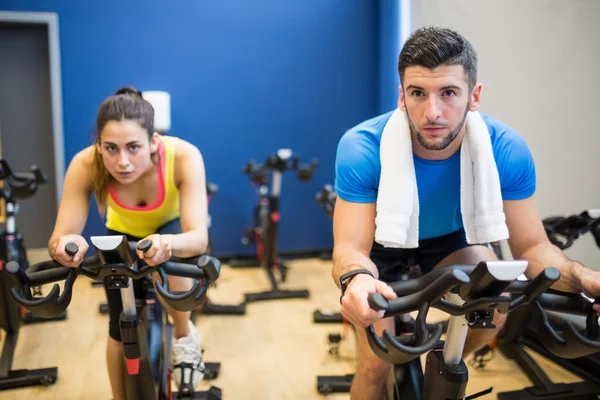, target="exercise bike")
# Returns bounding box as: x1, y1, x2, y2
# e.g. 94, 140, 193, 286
313, 184, 343, 324
99, 182, 246, 317
365, 259, 600, 400
316, 260, 448, 395
472, 209, 600, 399
7, 235, 223, 399
0, 158, 65, 391
312, 184, 450, 394
230, 149, 318, 303
192, 181, 246, 317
